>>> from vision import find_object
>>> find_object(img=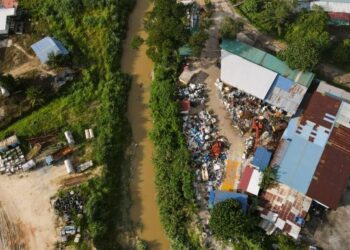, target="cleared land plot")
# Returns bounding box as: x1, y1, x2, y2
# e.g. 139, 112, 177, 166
0, 163, 95, 250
